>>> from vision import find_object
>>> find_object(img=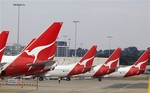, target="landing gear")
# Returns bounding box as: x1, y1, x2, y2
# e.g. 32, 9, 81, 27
32, 76, 36, 79
98, 77, 102, 81
66, 77, 71, 81
1, 71, 6, 76
16, 76, 21, 79
39, 76, 44, 81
